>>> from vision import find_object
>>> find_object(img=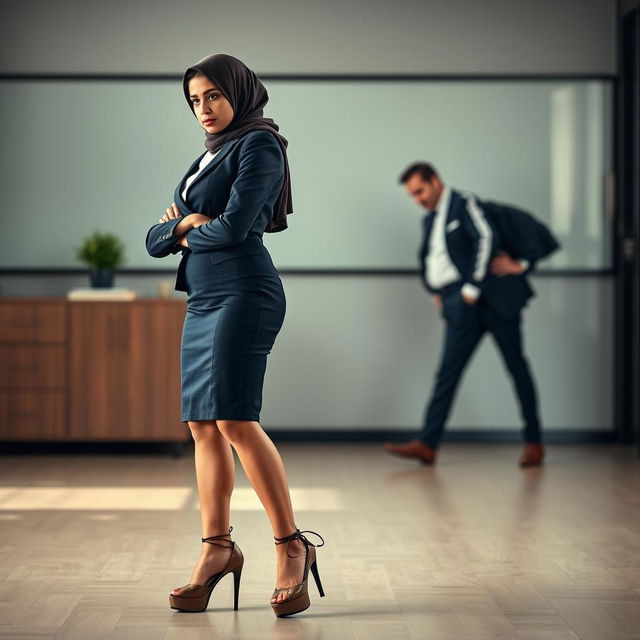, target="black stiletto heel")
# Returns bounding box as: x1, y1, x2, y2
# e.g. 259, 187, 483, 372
169, 527, 244, 612
309, 559, 324, 597
232, 565, 242, 611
